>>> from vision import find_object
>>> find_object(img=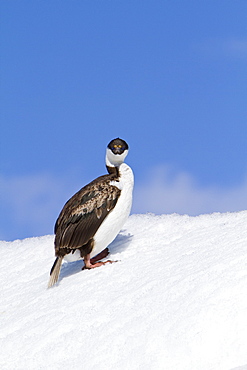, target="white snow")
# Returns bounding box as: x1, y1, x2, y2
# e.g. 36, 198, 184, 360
1, 211, 247, 370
